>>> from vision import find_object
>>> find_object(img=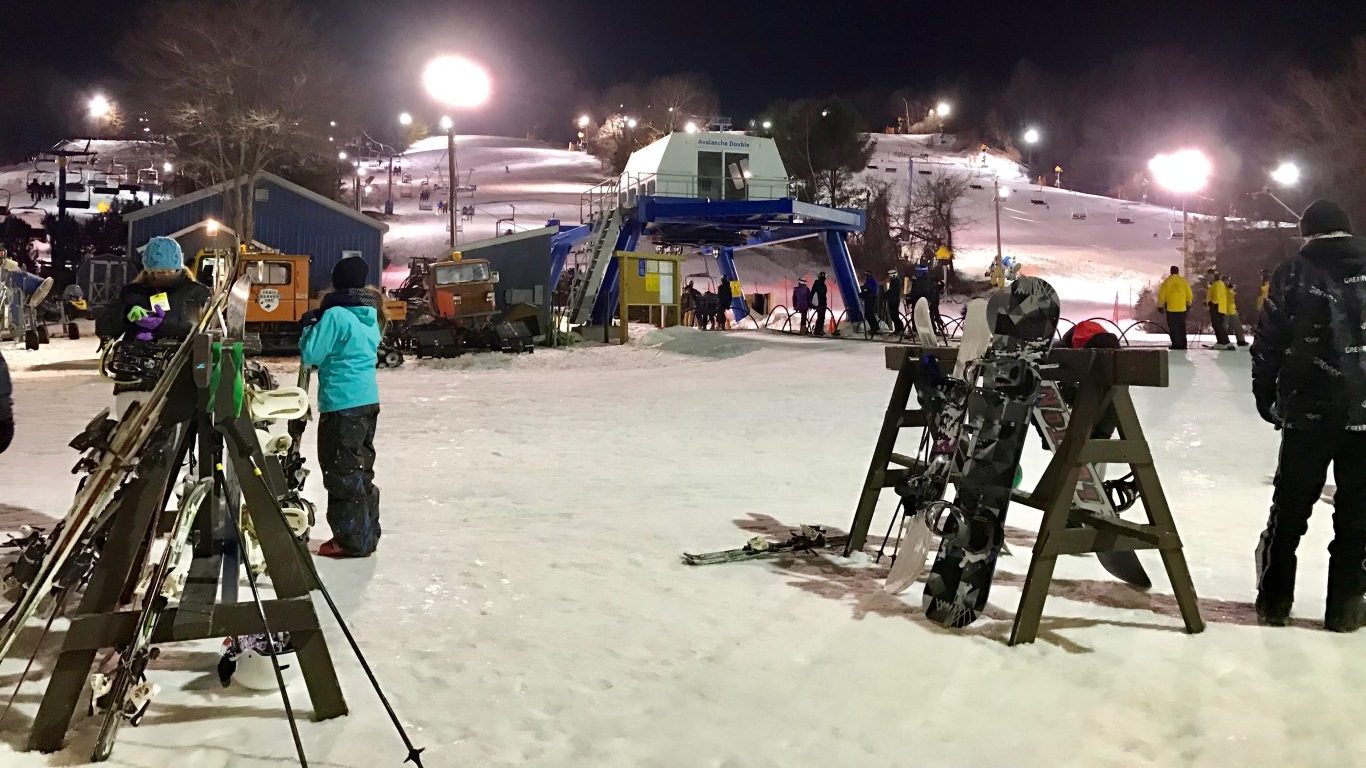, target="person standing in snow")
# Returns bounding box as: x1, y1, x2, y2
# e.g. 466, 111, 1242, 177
1224, 277, 1248, 347
1205, 268, 1233, 349
1251, 199, 1366, 631
791, 277, 811, 334
113, 237, 211, 416
0, 349, 12, 454
1257, 269, 1271, 316
682, 281, 700, 328
859, 271, 881, 335
882, 269, 905, 337
300, 256, 383, 559
1157, 265, 1193, 350
811, 271, 829, 337
715, 277, 732, 331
